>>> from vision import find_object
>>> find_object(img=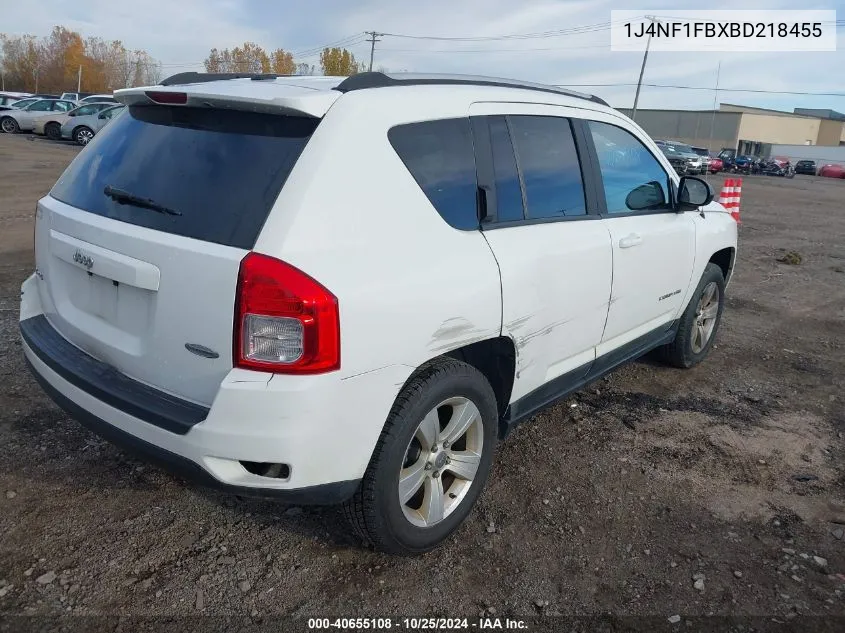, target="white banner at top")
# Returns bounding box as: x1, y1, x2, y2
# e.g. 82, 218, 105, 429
610, 10, 837, 52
